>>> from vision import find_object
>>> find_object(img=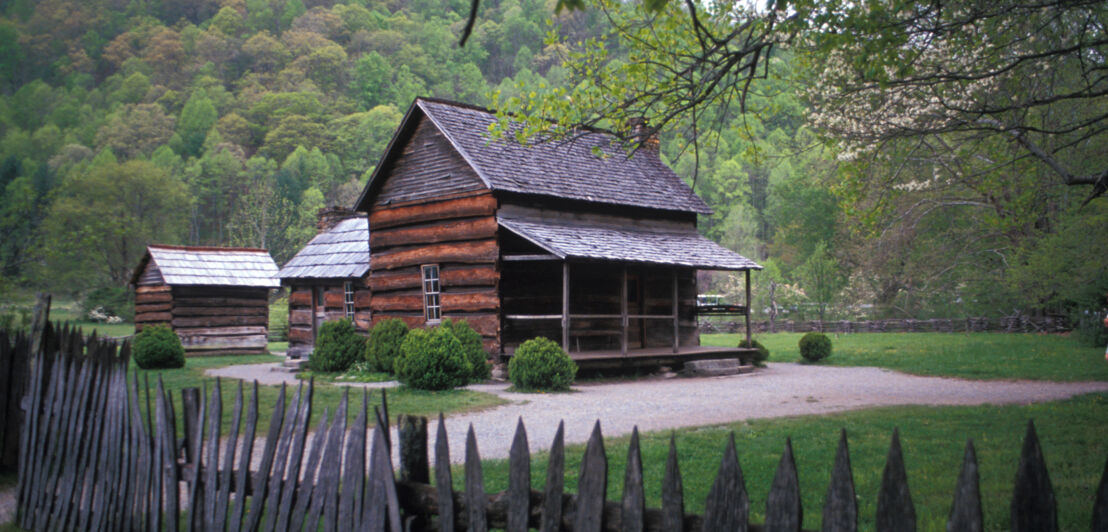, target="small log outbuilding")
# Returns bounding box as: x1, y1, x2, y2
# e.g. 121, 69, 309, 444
131, 245, 279, 355
278, 207, 372, 359
354, 98, 762, 369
